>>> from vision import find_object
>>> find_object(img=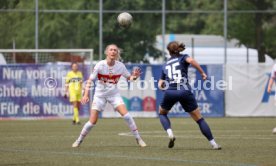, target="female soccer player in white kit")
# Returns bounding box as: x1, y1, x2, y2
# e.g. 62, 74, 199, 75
267, 63, 276, 134
72, 44, 147, 147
